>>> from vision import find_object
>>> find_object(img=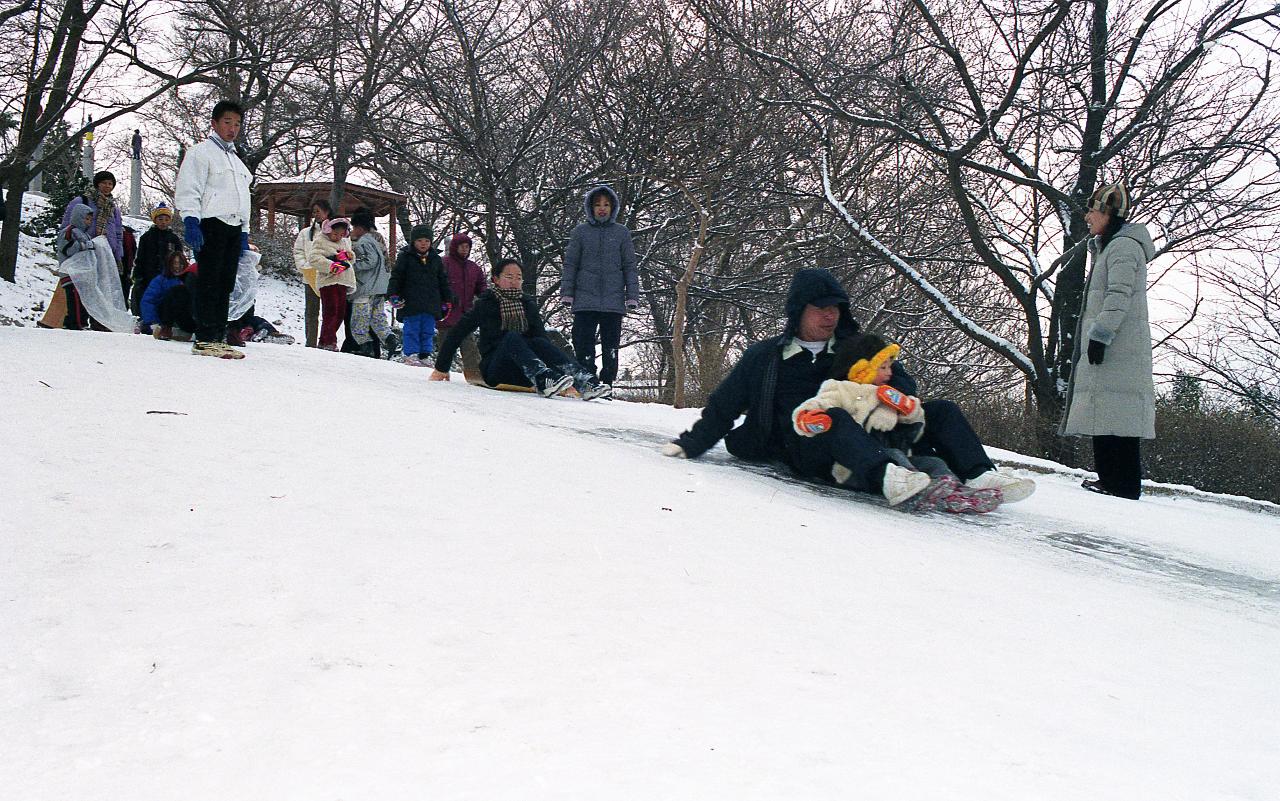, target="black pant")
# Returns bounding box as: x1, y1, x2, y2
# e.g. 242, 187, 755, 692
192, 218, 241, 342
572, 310, 623, 384
785, 400, 995, 491
1093, 435, 1142, 499
482, 331, 580, 387
158, 284, 198, 332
